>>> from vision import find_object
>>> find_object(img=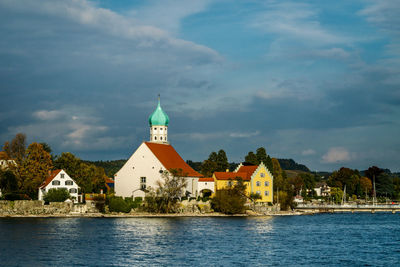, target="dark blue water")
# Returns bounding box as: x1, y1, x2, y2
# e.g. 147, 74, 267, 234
0, 213, 399, 266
